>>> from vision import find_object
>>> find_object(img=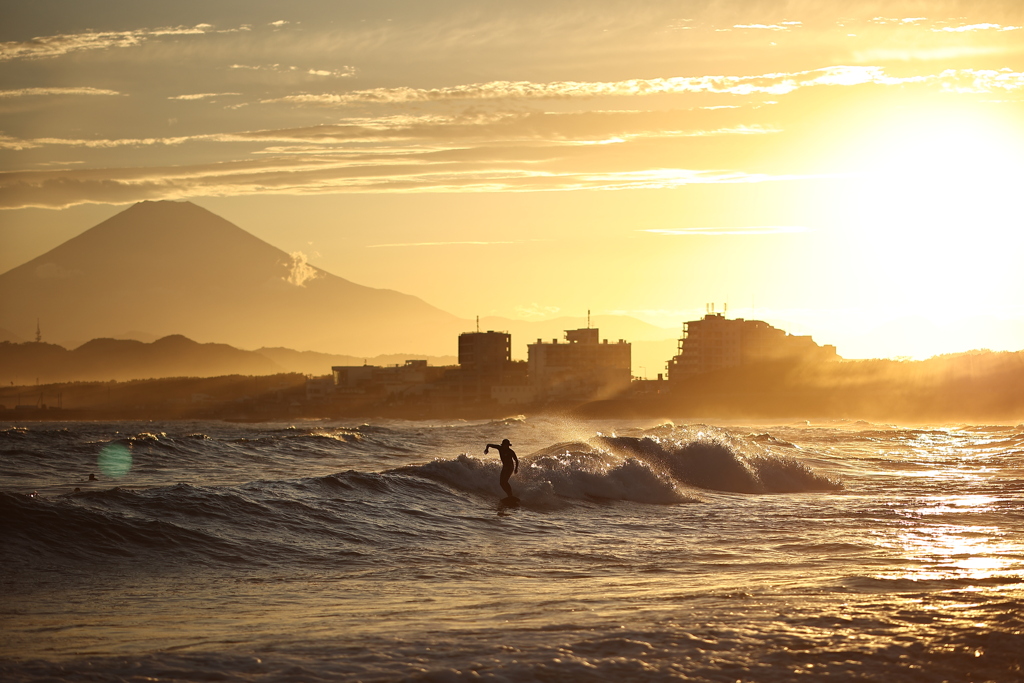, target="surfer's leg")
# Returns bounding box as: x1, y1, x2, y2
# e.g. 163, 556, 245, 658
500, 464, 514, 496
